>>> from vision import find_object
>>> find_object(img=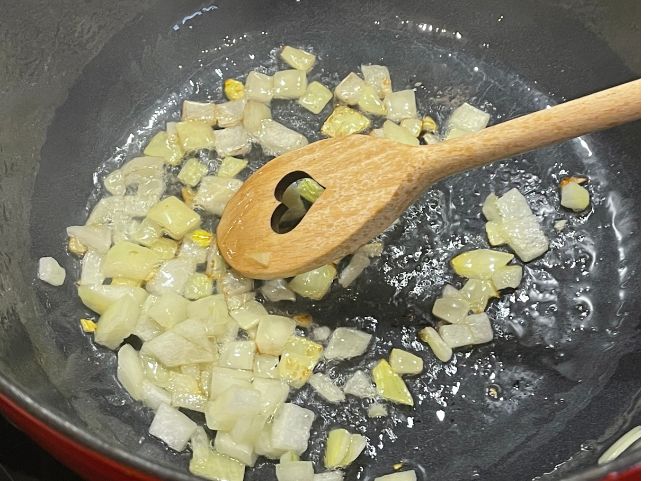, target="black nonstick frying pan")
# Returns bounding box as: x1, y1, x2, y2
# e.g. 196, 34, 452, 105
0, 0, 640, 480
